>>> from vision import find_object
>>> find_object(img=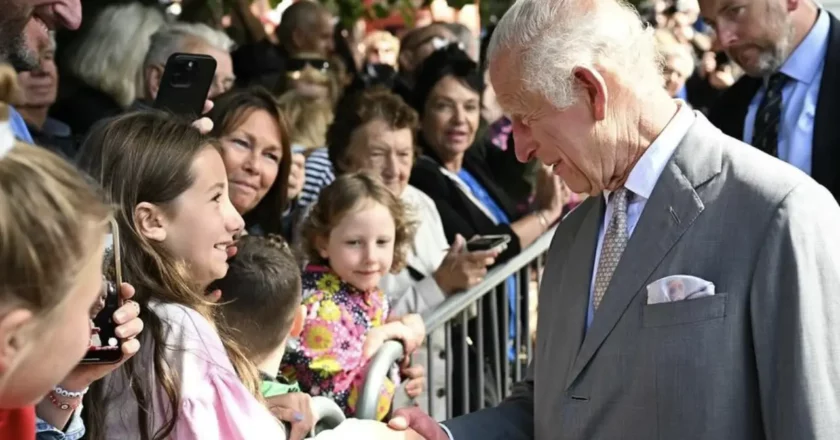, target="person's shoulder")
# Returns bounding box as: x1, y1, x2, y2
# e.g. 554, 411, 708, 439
149, 302, 222, 349
401, 185, 437, 210
682, 116, 827, 216
409, 157, 449, 191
